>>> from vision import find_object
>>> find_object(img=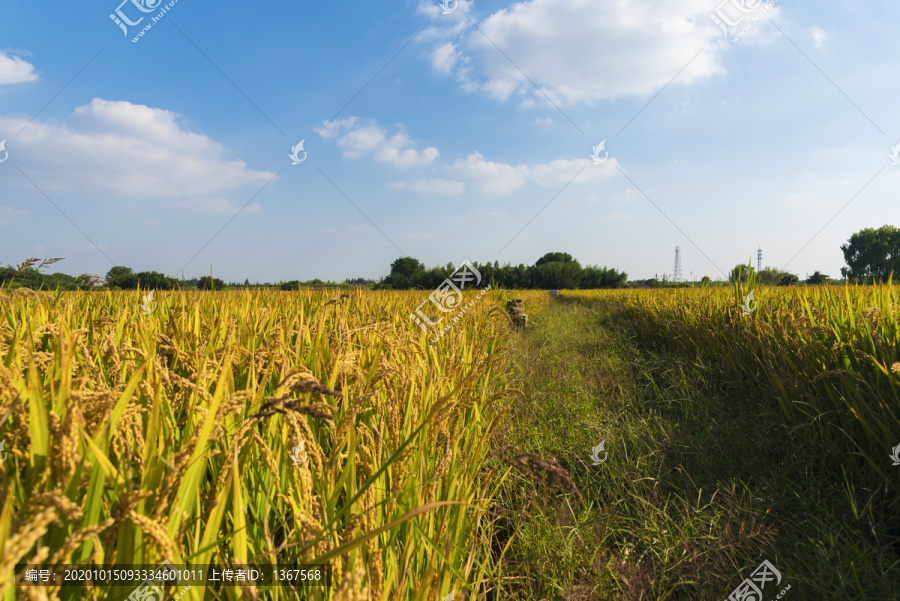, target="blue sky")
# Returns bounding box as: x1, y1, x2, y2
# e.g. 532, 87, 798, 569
1, 0, 897, 283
